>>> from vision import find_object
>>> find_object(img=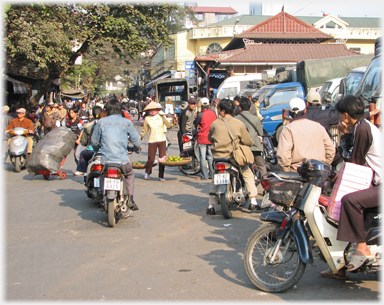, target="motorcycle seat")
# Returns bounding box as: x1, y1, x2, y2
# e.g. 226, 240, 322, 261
268, 172, 305, 181
213, 158, 239, 168
102, 162, 127, 175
